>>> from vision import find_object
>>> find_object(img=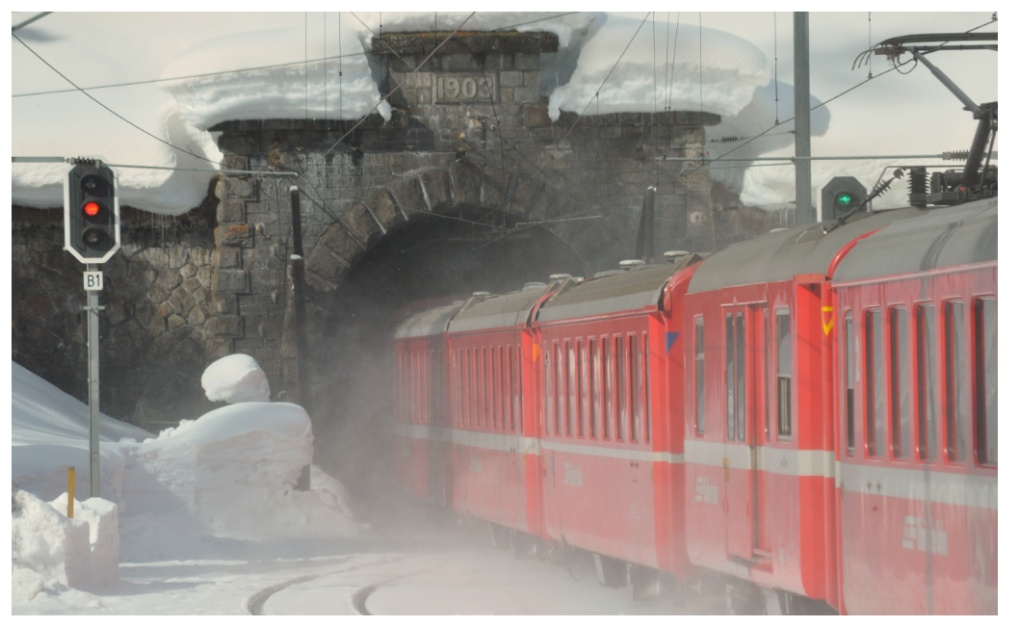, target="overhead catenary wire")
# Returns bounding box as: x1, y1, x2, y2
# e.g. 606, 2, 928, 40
12, 30, 221, 167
